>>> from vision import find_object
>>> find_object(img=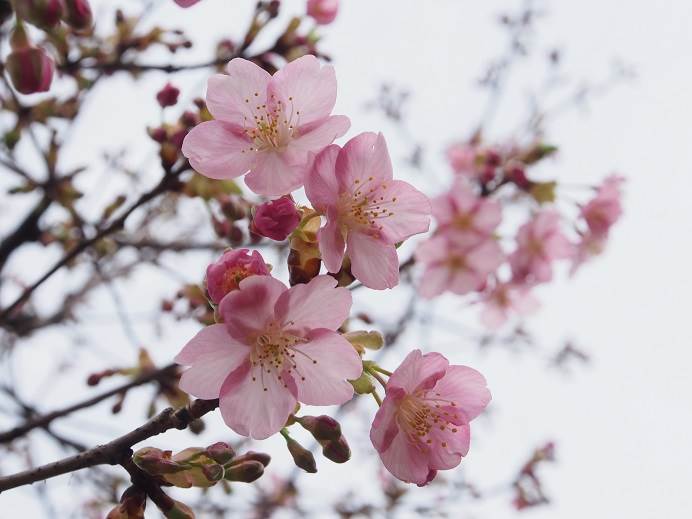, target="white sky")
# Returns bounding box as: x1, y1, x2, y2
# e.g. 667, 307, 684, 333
1, 0, 691, 517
